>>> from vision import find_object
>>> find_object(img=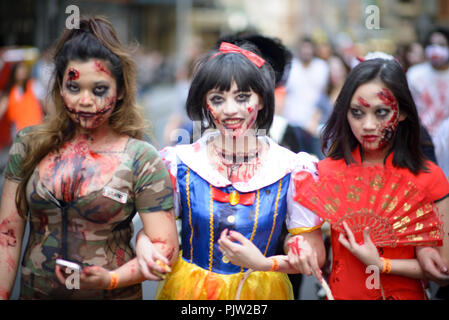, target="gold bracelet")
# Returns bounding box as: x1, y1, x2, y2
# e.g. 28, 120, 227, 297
380, 257, 392, 274
107, 271, 119, 290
